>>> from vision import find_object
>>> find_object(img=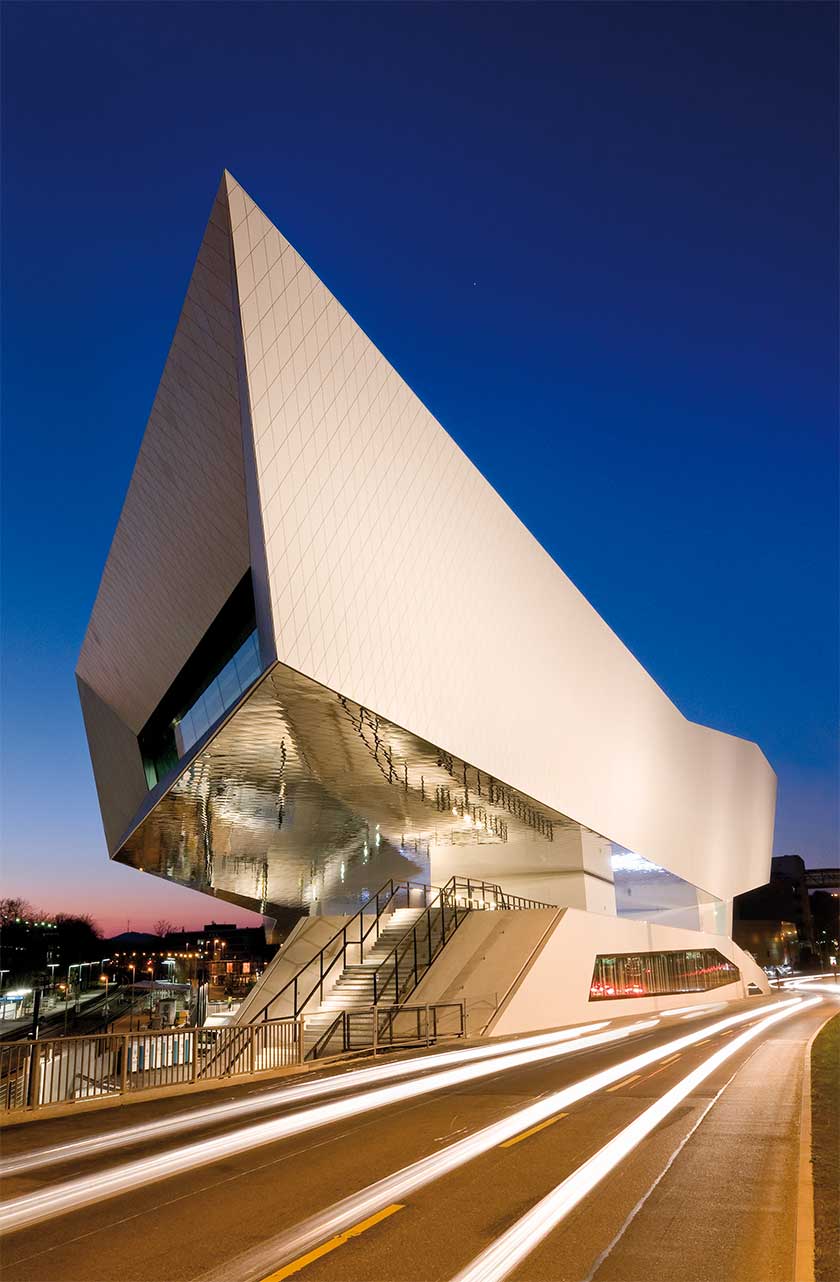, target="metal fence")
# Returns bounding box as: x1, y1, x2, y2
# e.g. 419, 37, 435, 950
0, 1018, 302, 1115
0, 999, 466, 1116
308, 1002, 466, 1059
